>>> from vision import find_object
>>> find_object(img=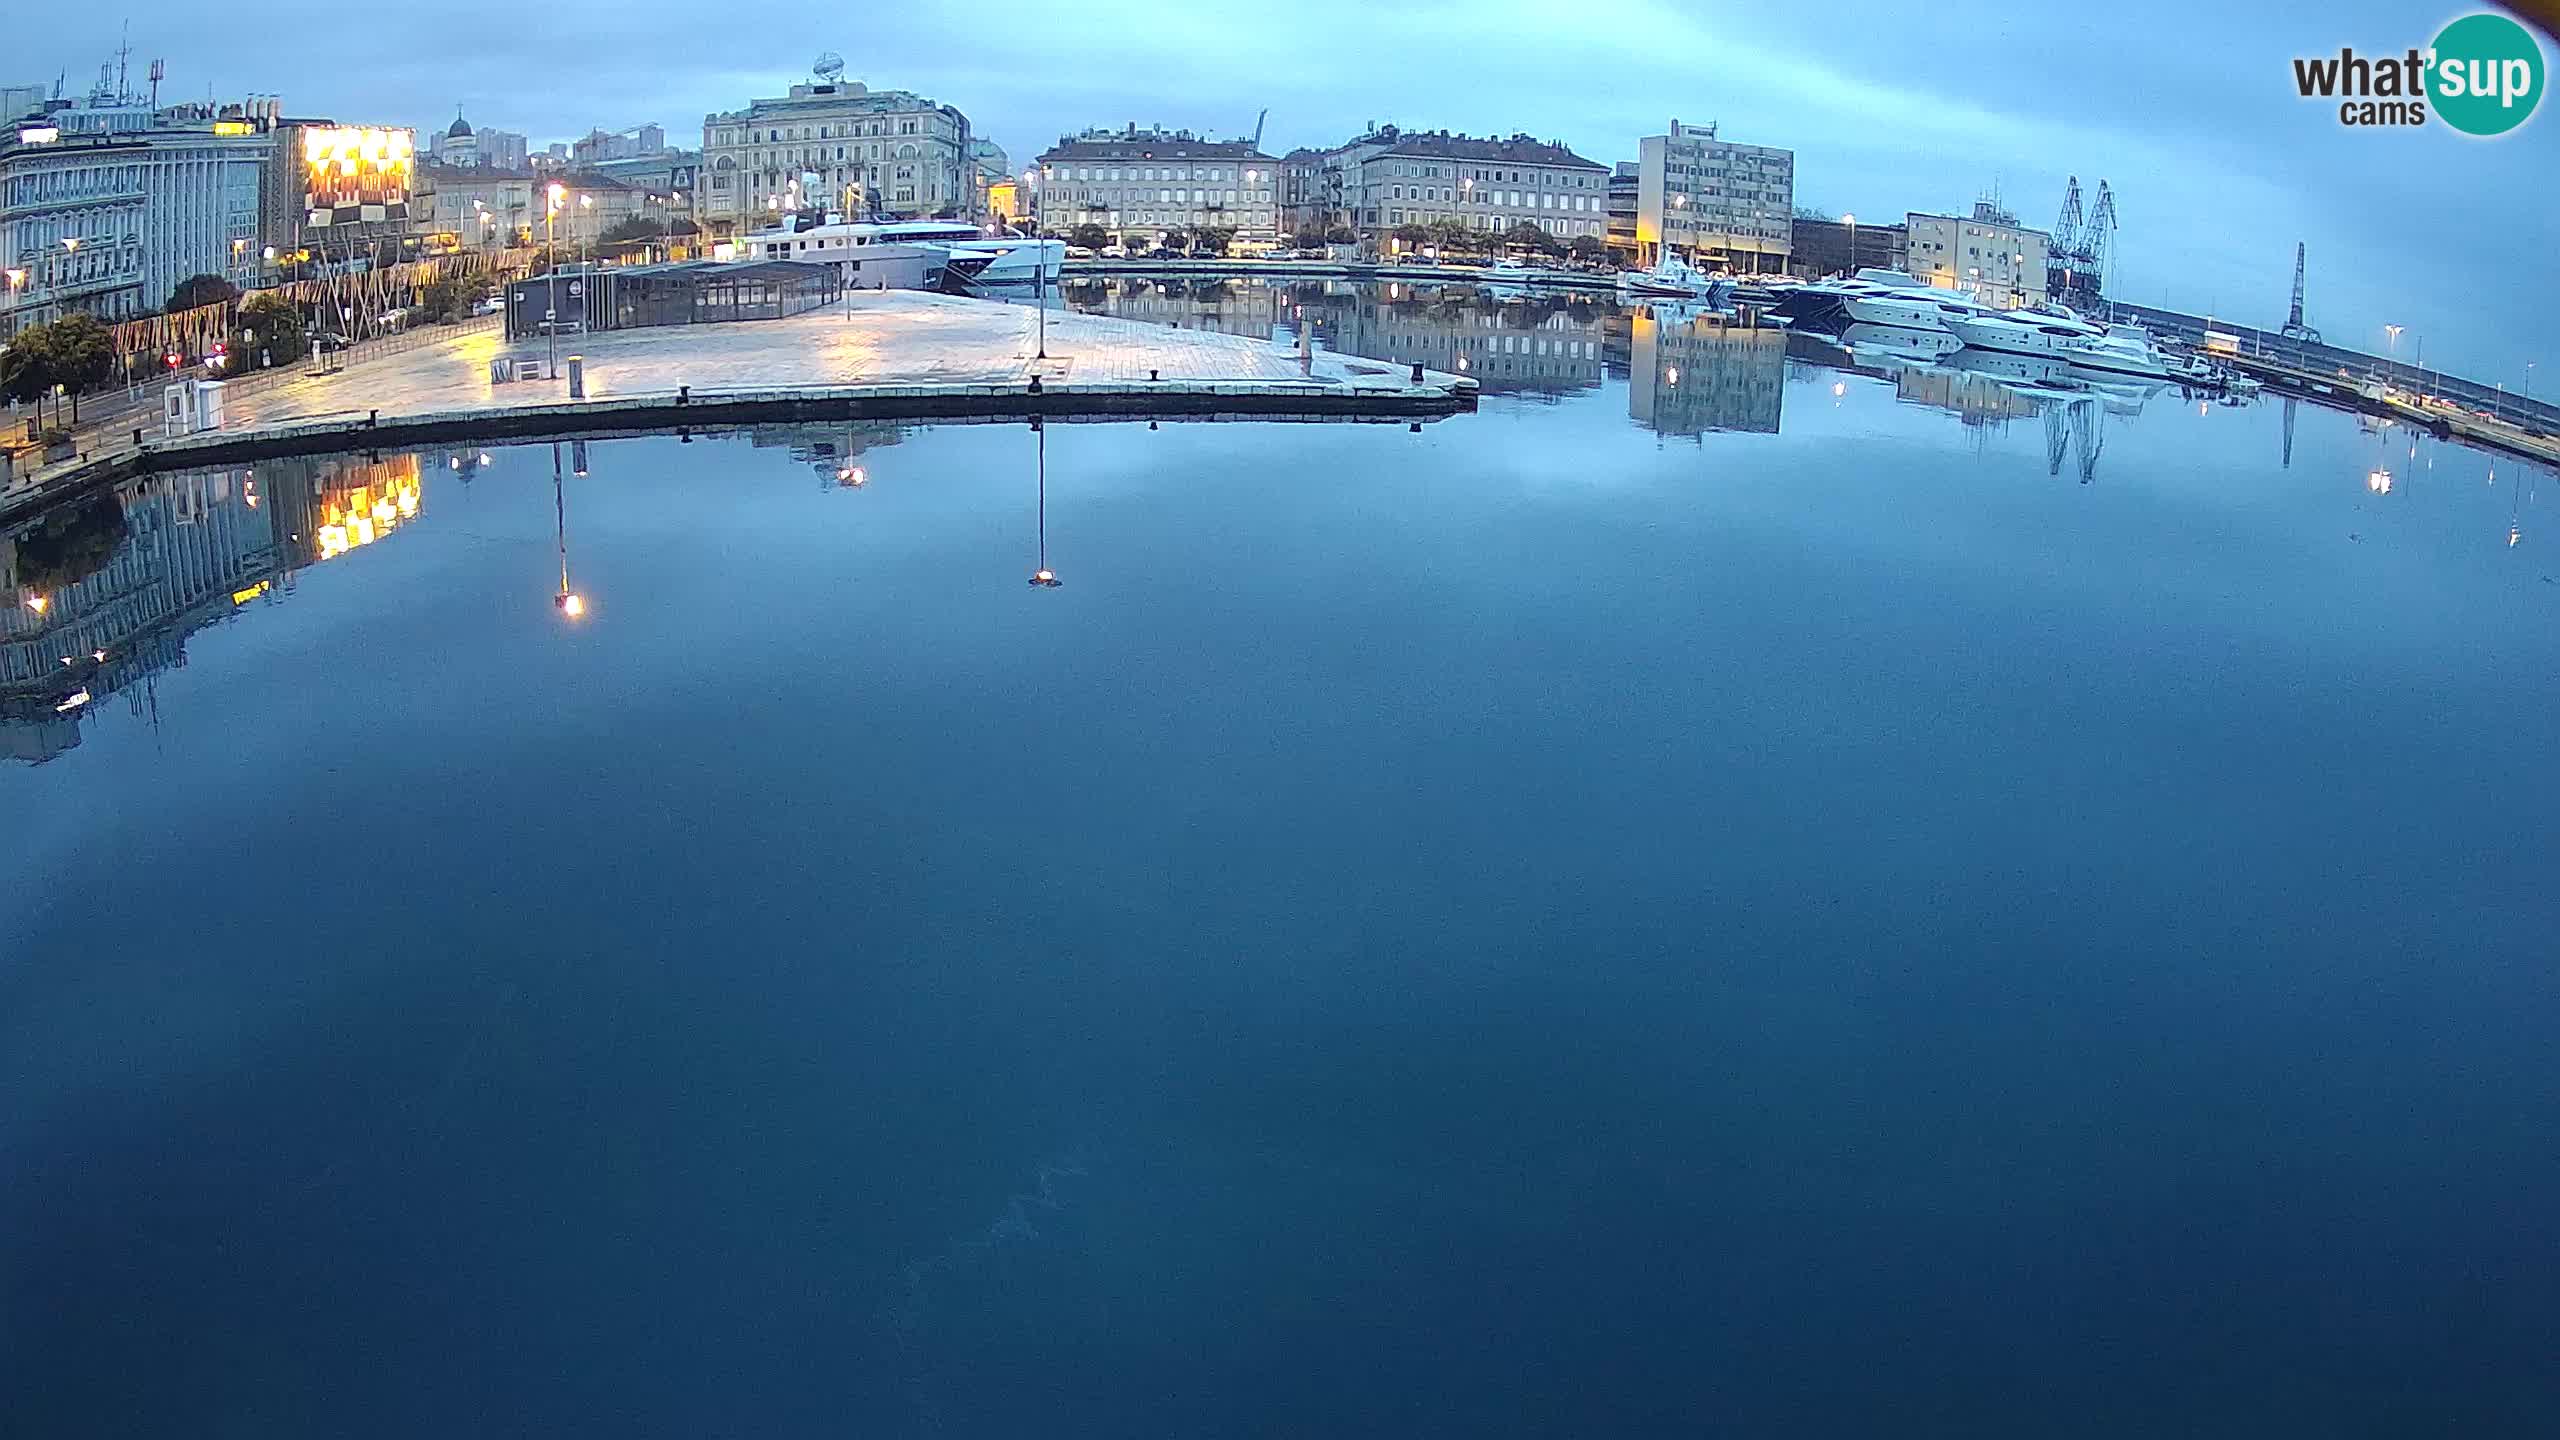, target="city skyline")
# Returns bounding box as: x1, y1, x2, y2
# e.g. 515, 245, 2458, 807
11, 1, 2554, 380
